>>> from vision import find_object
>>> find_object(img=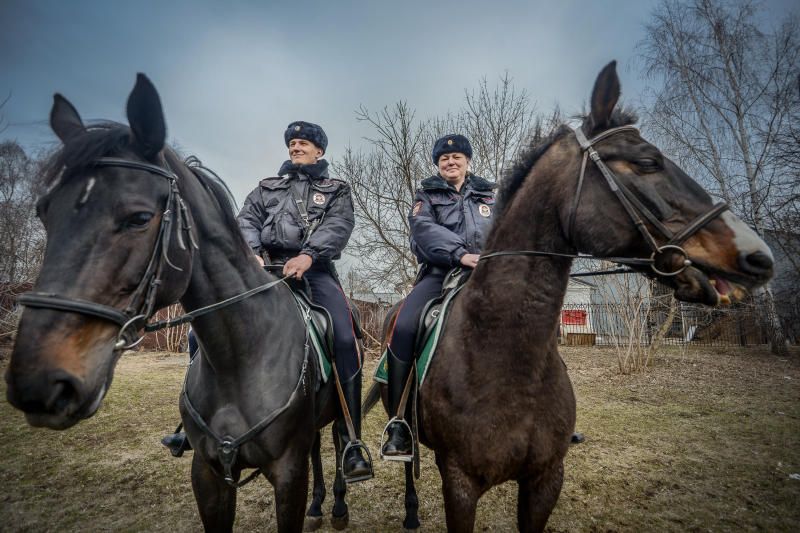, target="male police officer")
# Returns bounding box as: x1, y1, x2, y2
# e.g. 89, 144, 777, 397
237, 121, 371, 480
